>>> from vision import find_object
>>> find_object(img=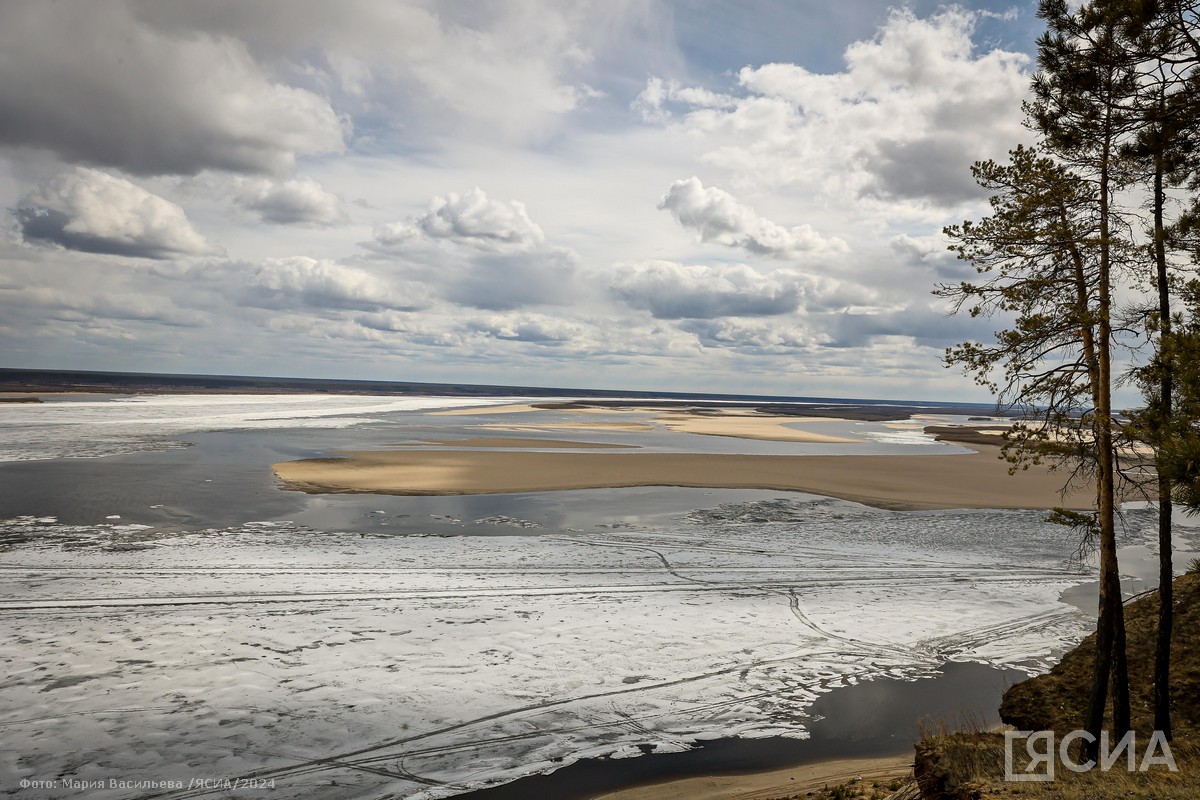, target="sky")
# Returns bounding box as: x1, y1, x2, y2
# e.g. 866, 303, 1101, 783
0, 0, 1054, 401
